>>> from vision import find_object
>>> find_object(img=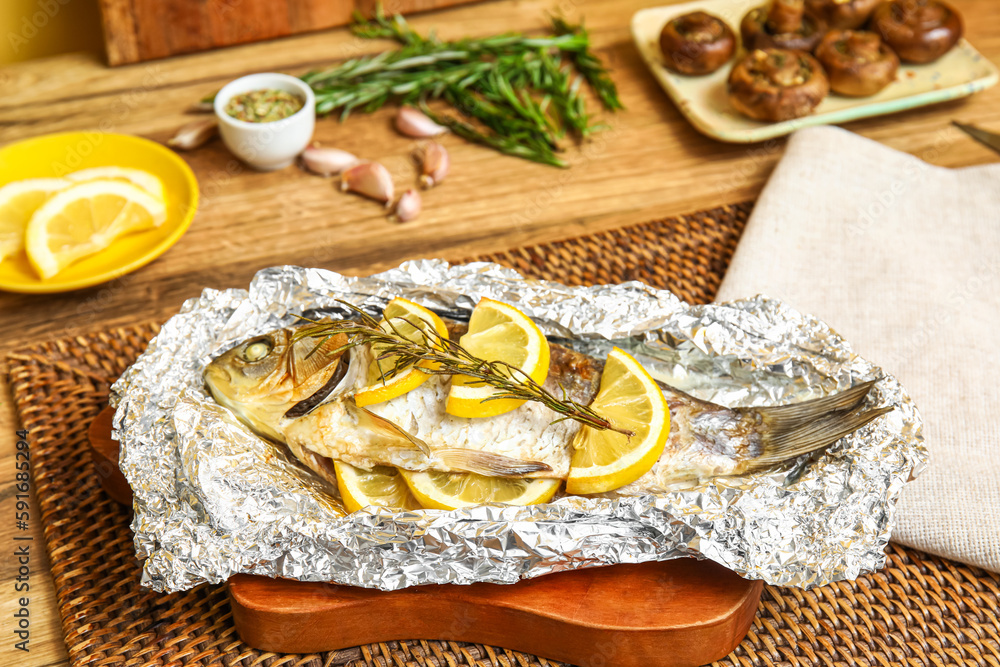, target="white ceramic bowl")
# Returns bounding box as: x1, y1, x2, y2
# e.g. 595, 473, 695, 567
214, 73, 315, 171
